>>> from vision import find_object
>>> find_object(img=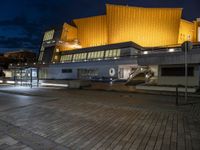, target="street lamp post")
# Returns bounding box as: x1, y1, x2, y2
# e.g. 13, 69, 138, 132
181, 41, 193, 103
185, 43, 188, 102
